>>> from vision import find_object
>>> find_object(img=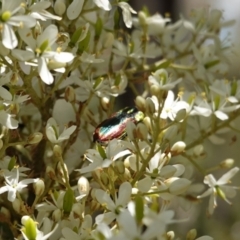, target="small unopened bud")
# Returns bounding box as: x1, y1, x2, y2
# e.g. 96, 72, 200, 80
34, 179, 45, 196
78, 176, 90, 196
143, 116, 152, 132
145, 98, 155, 115
65, 86, 75, 103
52, 209, 62, 222
166, 231, 175, 240
63, 188, 74, 214
100, 96, 110, 111
53, 144, 62, 157
171, 141, 186, 155
100, 172, 109, 186
46, 166, 56, 180
186, 229, 197, 240
193, 144, 204, 156
126, 121, 137, 141
219, 158, 234, 169
113, 161, 125, 174
54, 0, 66, 16
12, 198, 21, 214
56, 162, 69, 183
27, 132, 43, 144
21, 216, 37, 240
135, 96, 146, 112
136, 123, 148, 140
150, 84, 161, 96
175, 108, 187, 122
